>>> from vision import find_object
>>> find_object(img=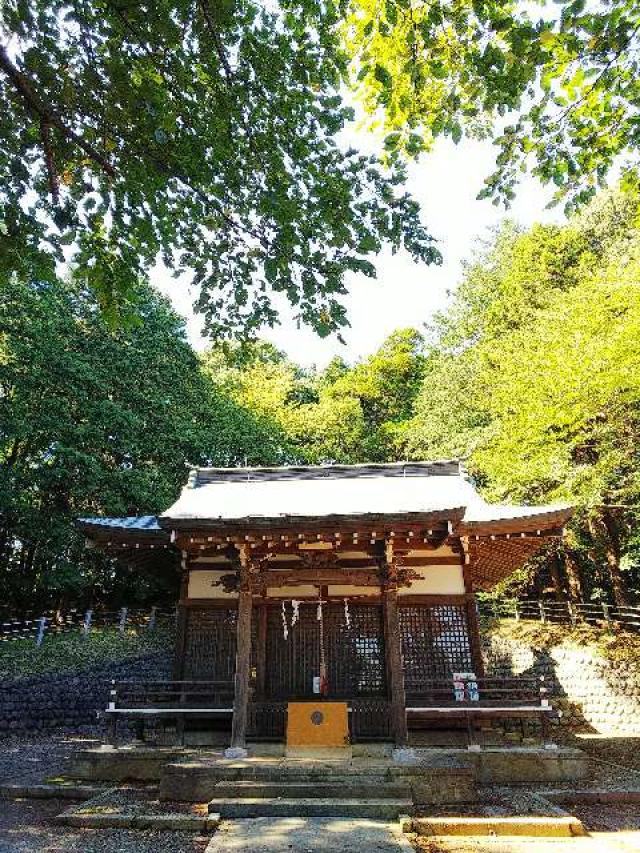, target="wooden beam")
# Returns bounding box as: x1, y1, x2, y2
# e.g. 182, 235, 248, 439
173, 518, 453, 549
